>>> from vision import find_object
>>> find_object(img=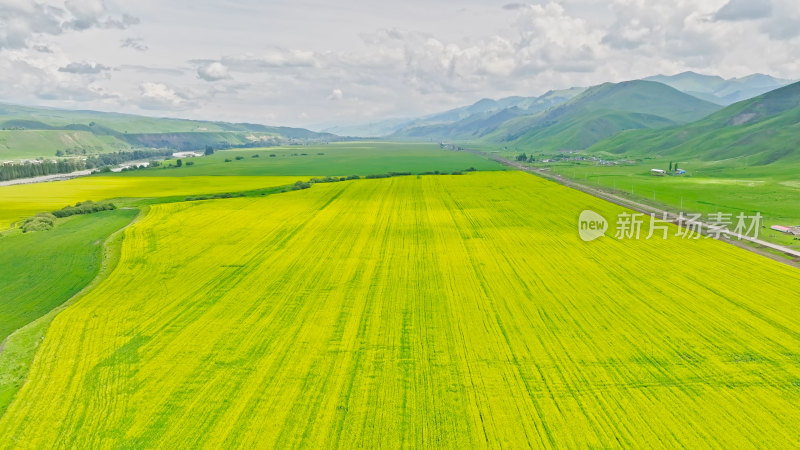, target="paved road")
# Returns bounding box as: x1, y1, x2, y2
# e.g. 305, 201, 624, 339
466, 148, 800, 267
